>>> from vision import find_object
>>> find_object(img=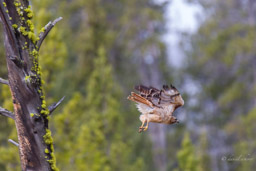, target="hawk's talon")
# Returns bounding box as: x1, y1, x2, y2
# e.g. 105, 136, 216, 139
138, 127, 144, 133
